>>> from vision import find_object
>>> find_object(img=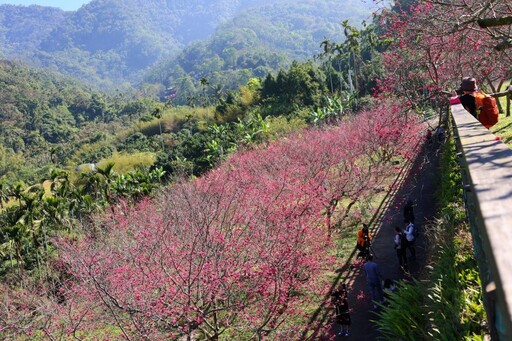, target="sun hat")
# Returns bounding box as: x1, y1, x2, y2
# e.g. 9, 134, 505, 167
460, 77, 478, 92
